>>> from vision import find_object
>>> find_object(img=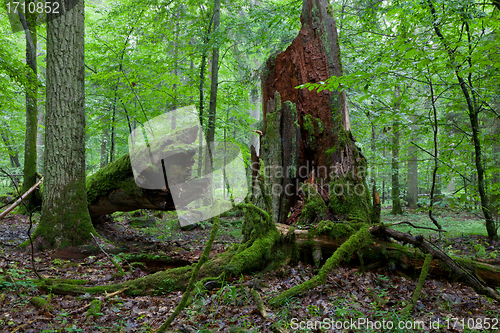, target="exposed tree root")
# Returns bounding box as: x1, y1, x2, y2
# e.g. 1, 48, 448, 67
401, 254, 432, 317
21, 212, 499, 308
268, 226, 371, 307
156, 216, 221, 332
